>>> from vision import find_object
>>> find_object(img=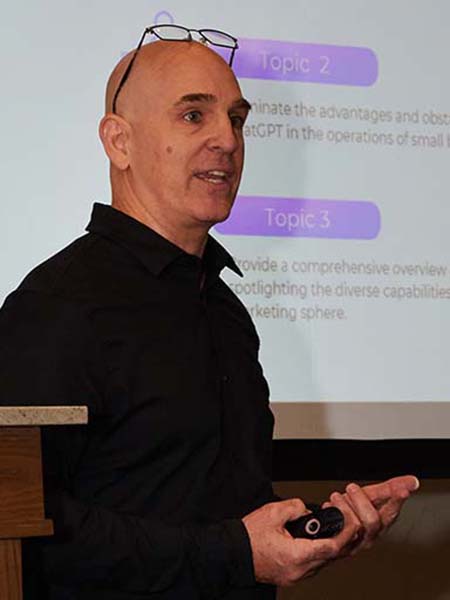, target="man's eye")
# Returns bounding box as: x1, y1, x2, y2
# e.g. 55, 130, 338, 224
184, 111, 202, 123
230, 115, 245, 129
